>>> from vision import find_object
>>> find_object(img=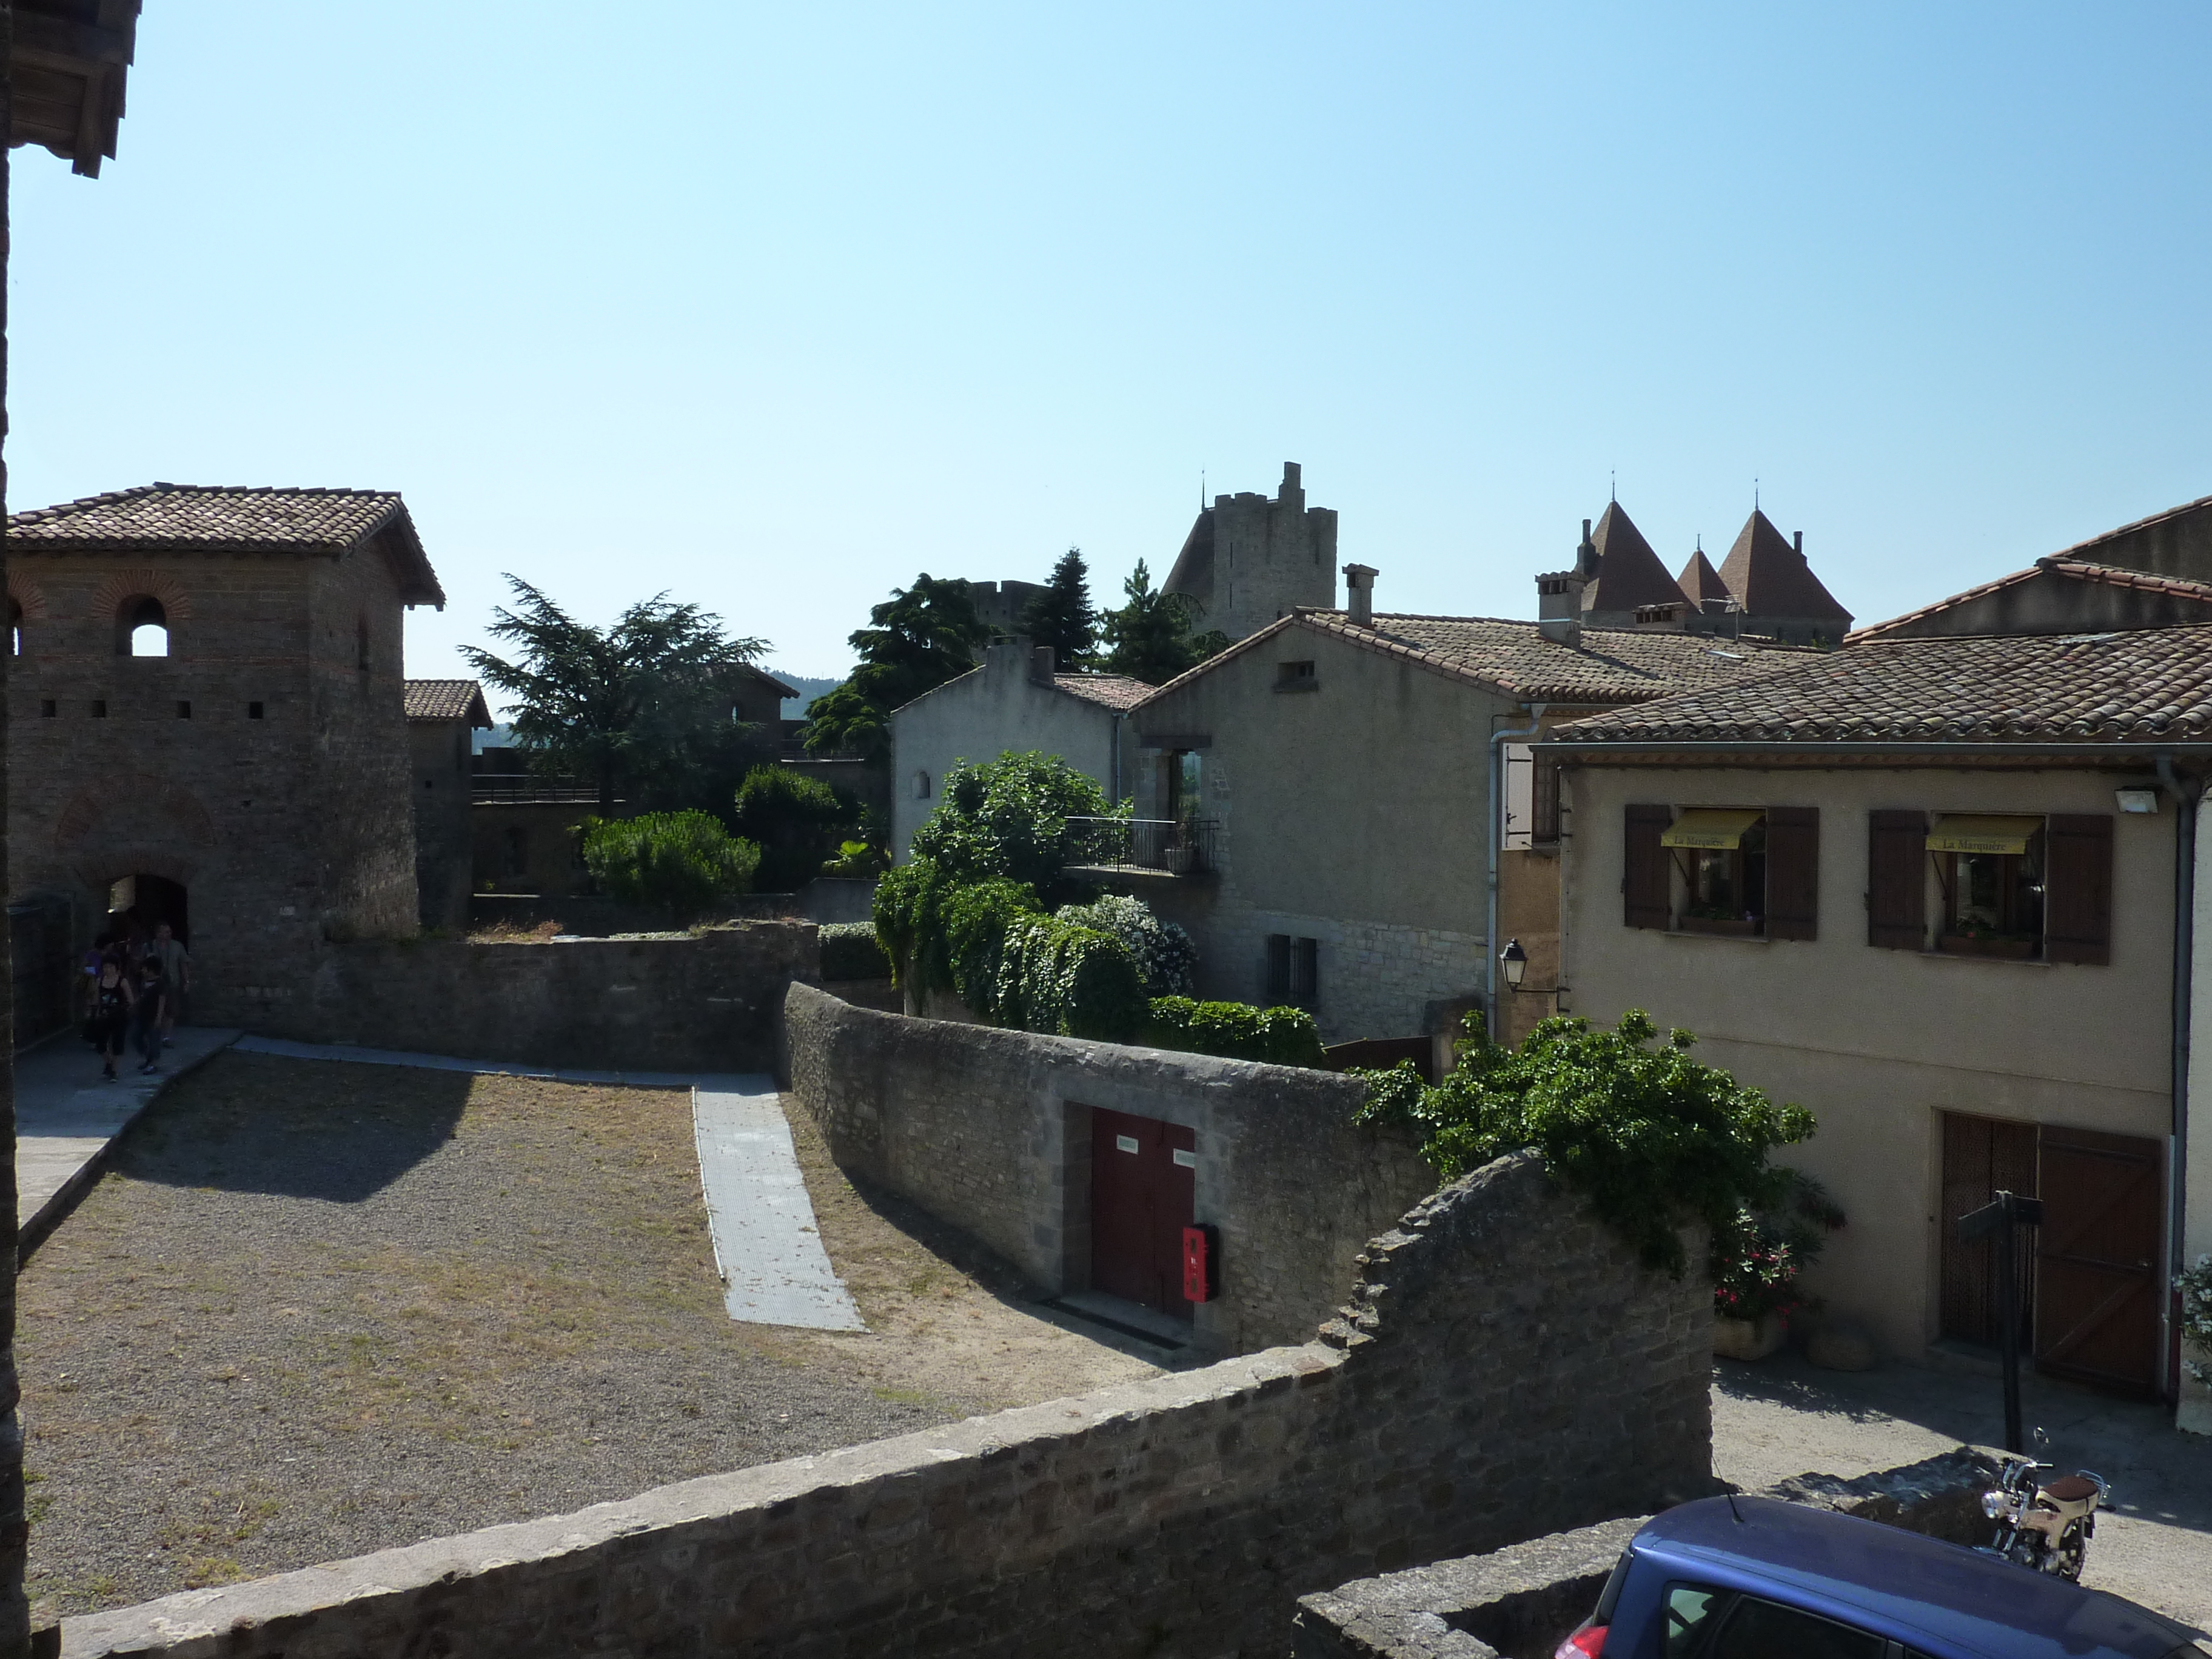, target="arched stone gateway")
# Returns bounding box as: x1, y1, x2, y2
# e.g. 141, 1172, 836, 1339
52, 774, 219, 859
